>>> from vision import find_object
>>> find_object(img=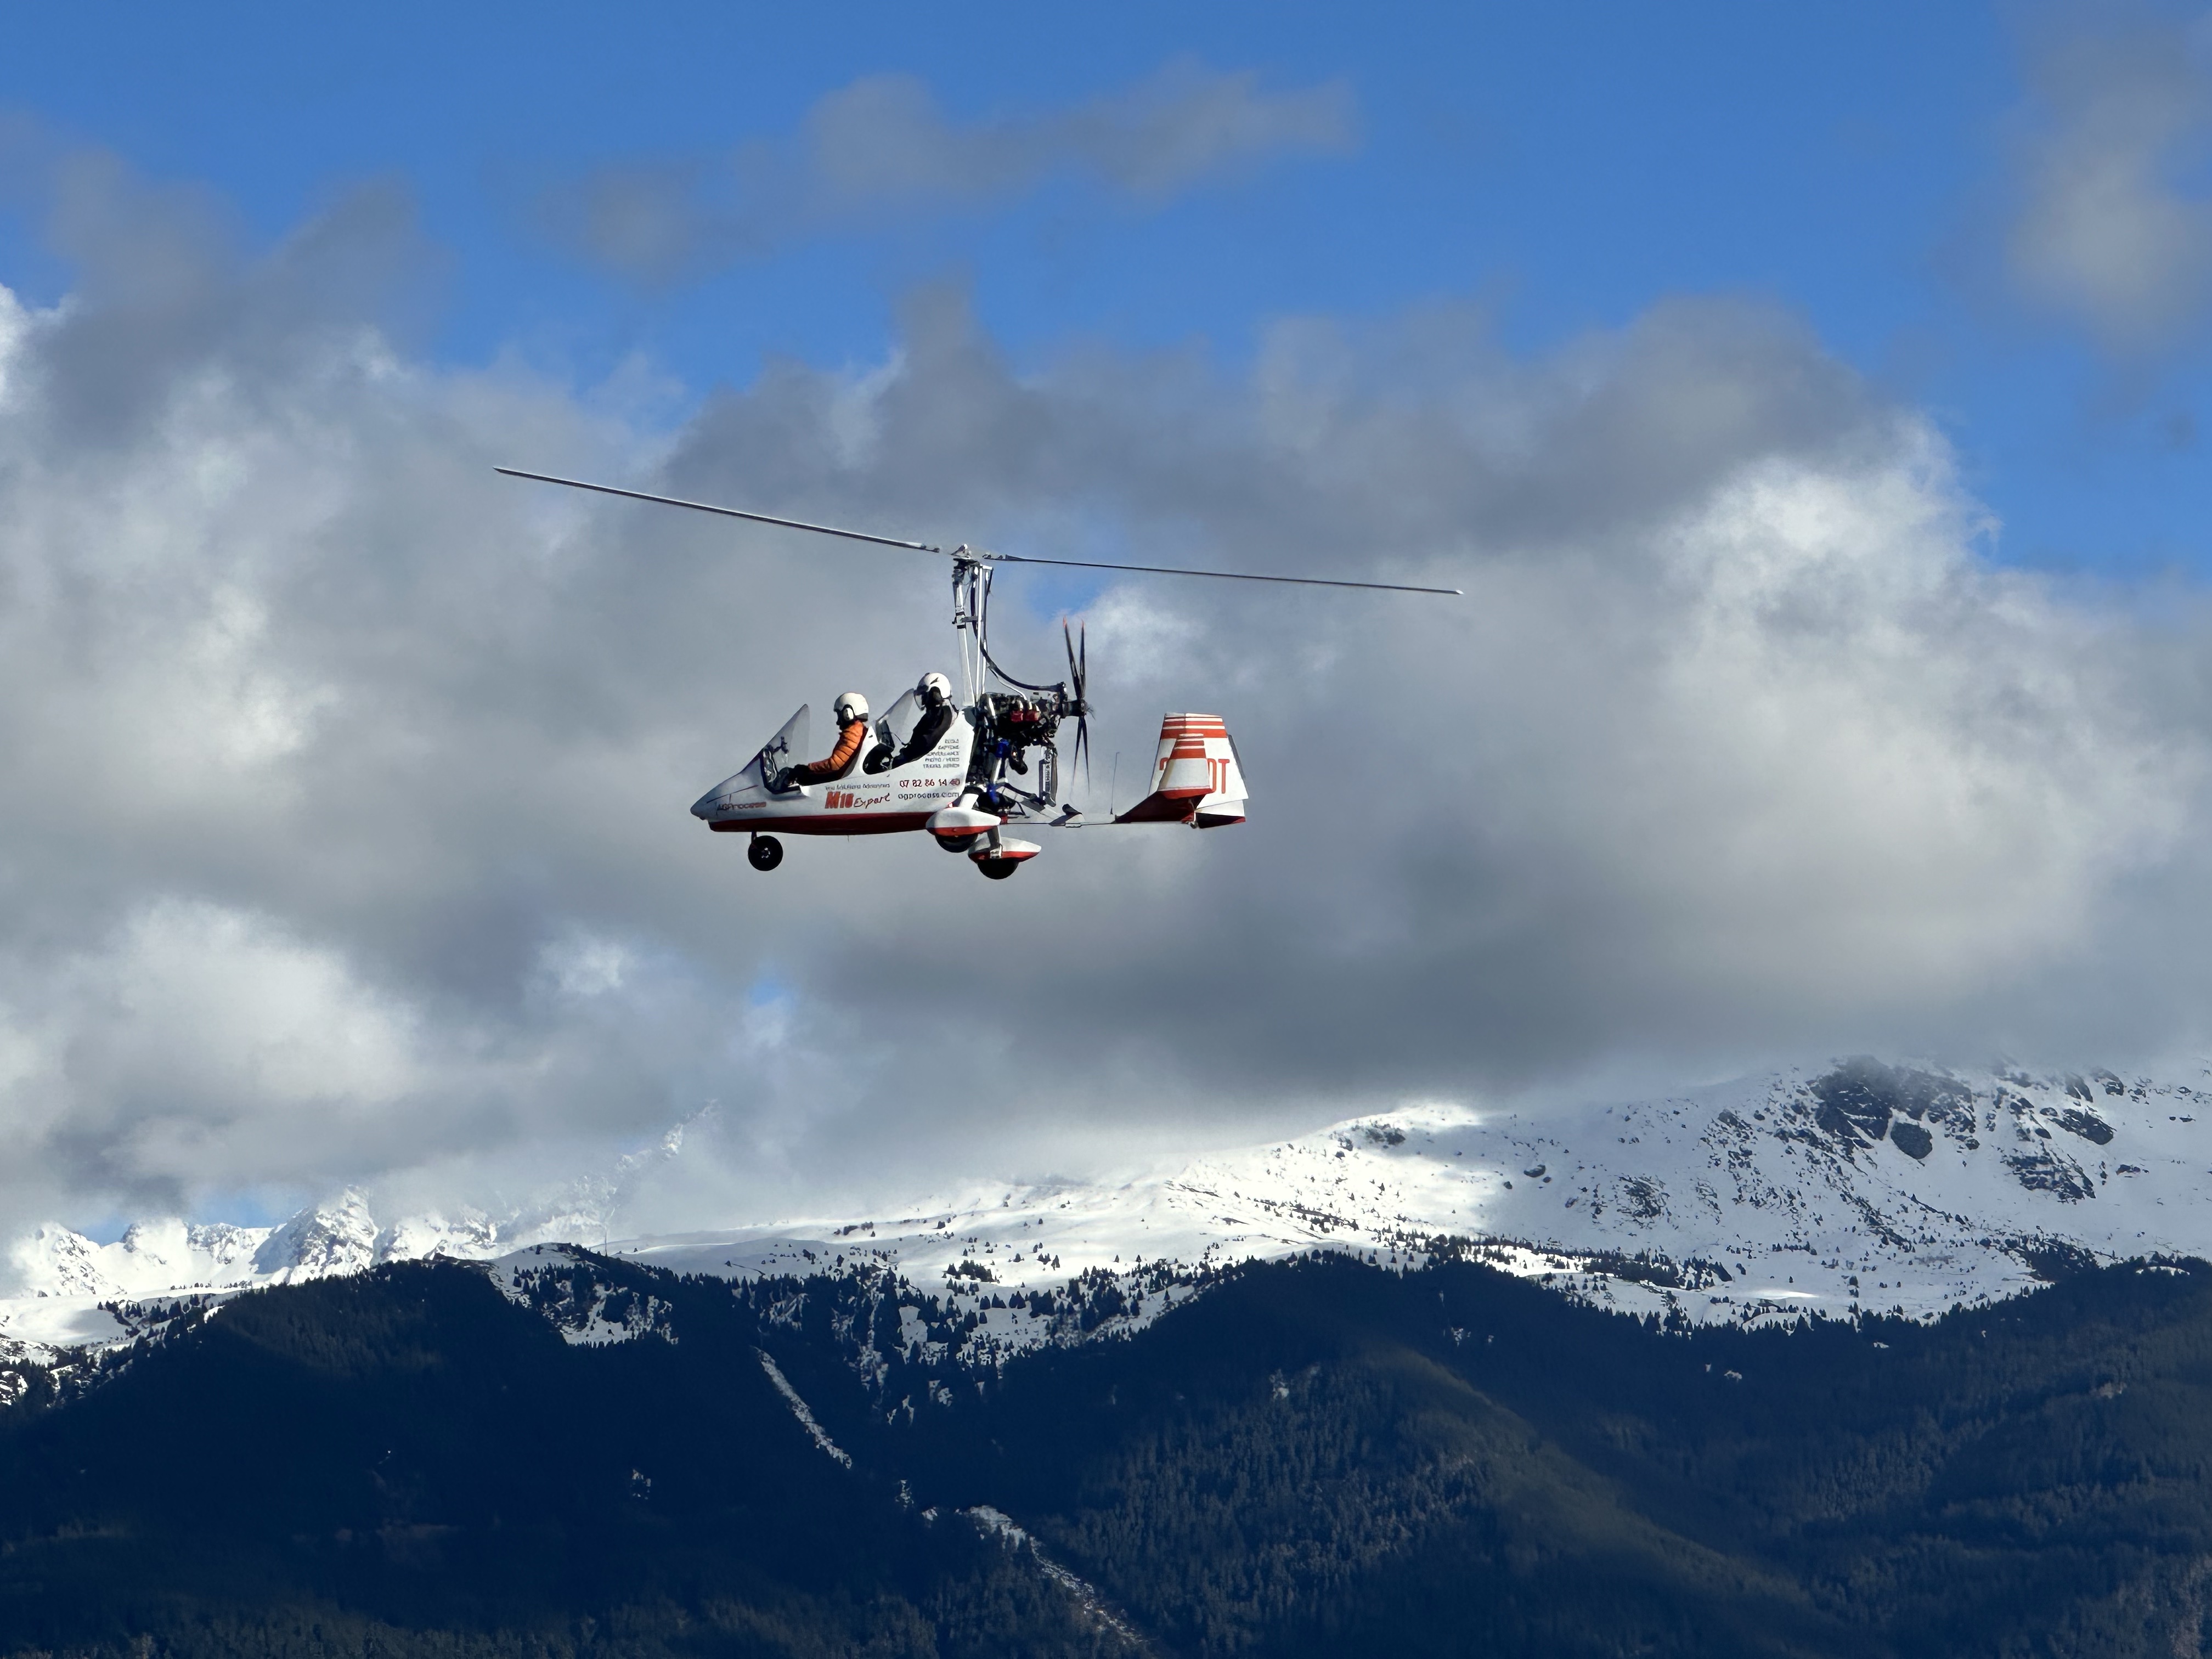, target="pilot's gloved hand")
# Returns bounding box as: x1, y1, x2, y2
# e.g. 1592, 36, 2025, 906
771, 768, 795, 792
863, 747, 894, 775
